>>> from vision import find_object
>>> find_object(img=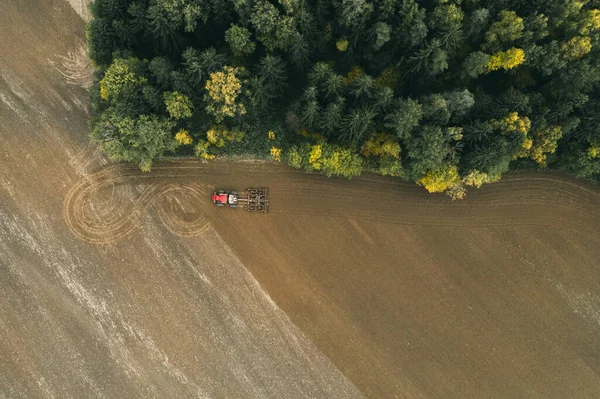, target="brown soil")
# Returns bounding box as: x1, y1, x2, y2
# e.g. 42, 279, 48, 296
2, 1, 600, 398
